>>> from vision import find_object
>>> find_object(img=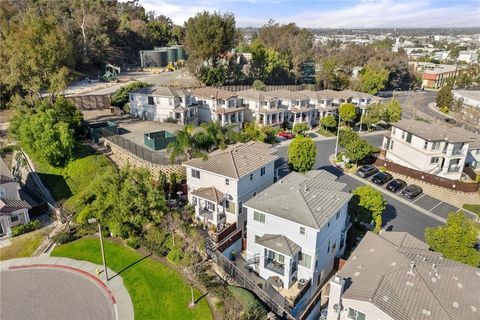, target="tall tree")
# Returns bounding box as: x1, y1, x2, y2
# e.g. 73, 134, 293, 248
338, 103, 357, 126
0, 13, 74, 97
384, 99, 403, 123
436, 85, 453, 113
288, 136, 317, 173
425, 212, 480, 267
184, 11, 236, 67
358, 65, 389, 95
